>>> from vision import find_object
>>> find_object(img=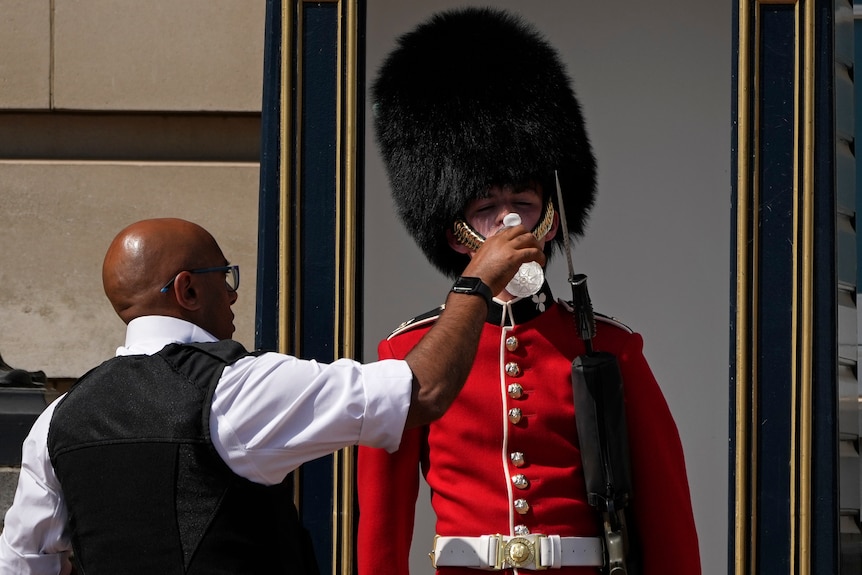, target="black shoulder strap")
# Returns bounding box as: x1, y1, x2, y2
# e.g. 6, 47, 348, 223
157, 340, 258, 443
